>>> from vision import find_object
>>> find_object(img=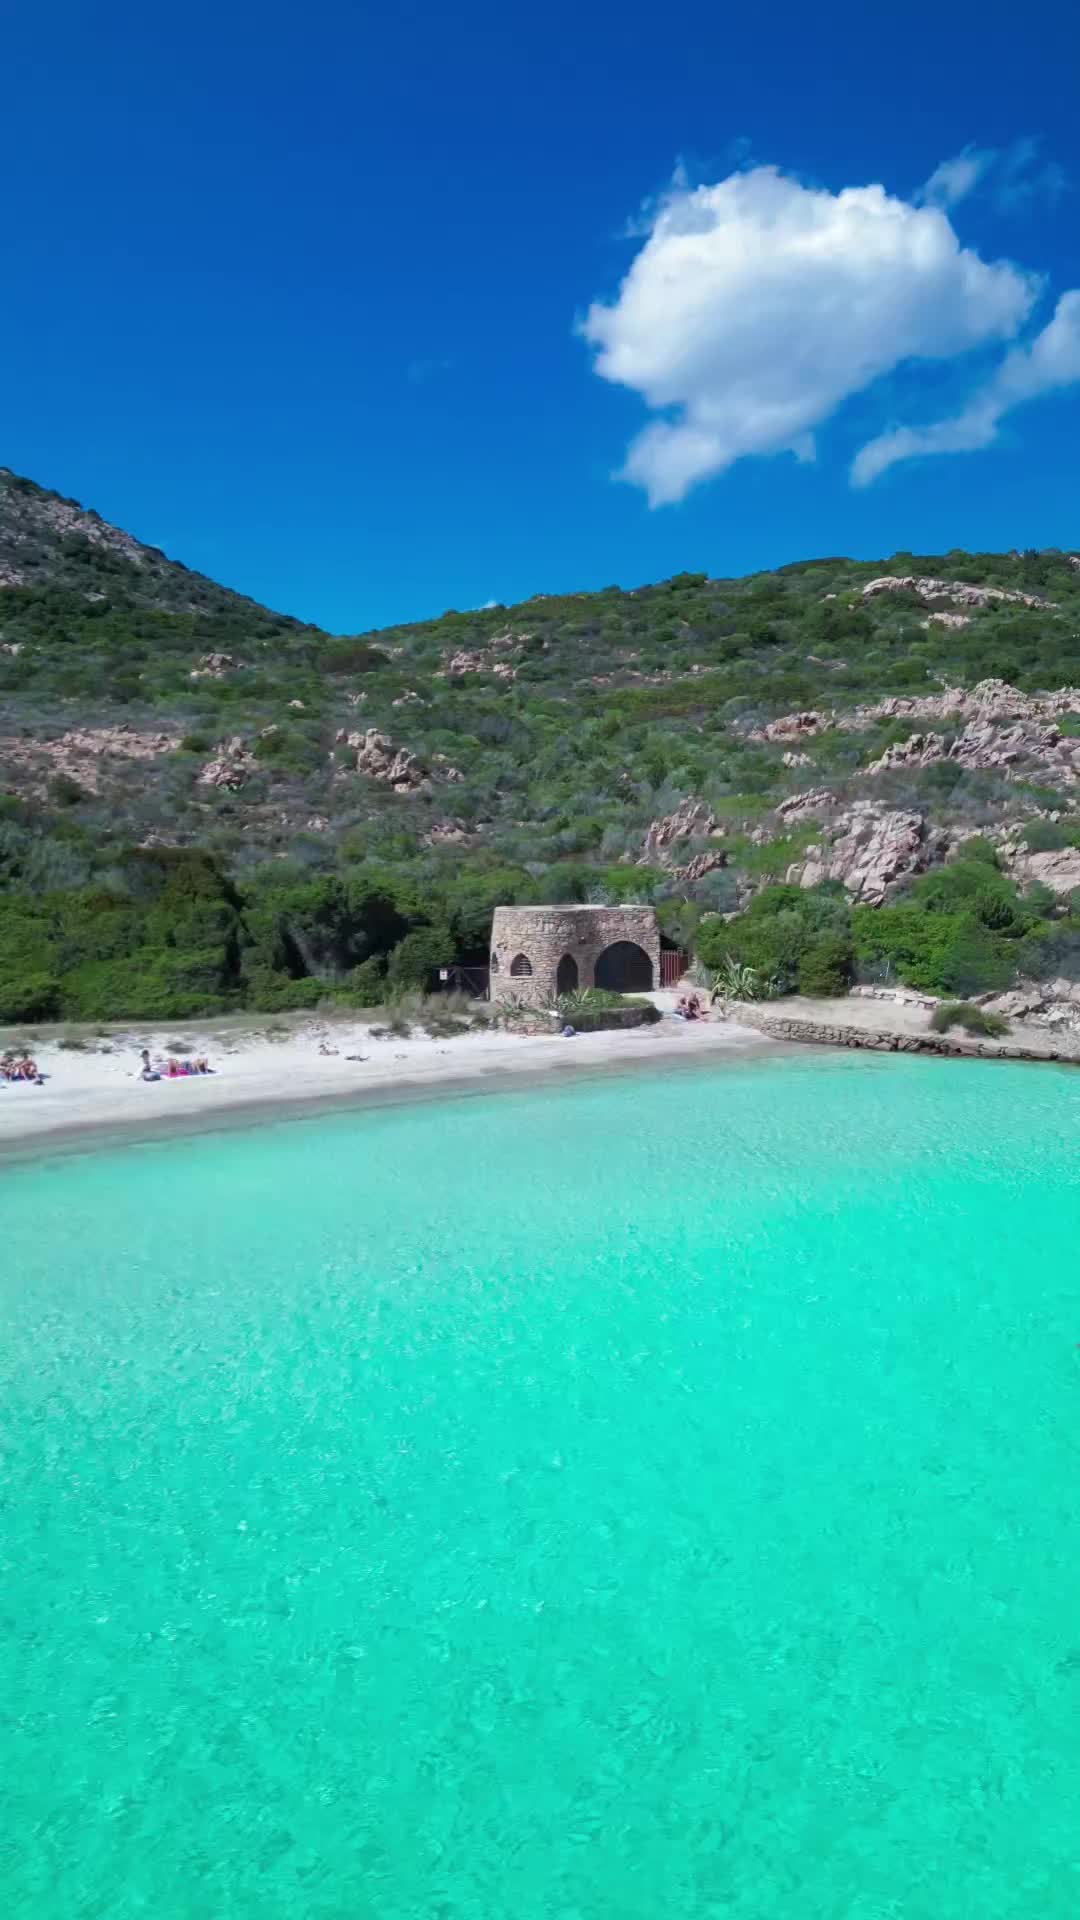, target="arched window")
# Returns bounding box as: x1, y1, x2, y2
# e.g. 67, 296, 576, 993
490, 951, 500, 973
510, 952, 533, 977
